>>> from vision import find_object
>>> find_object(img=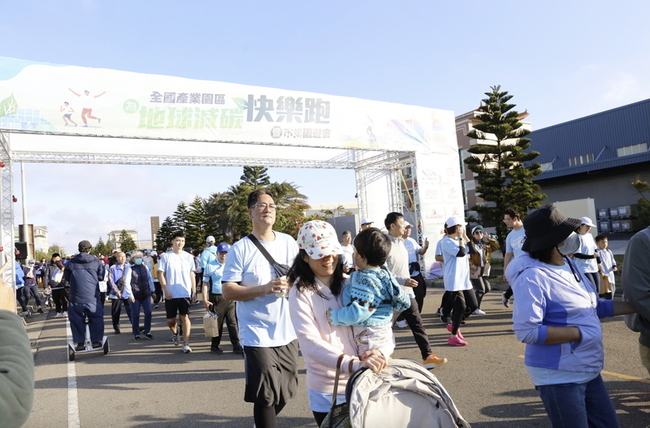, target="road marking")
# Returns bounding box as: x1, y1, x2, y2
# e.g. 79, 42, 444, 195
518, 355, 650, 384
66, 320, 81, 428
601, 371, 650, 385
